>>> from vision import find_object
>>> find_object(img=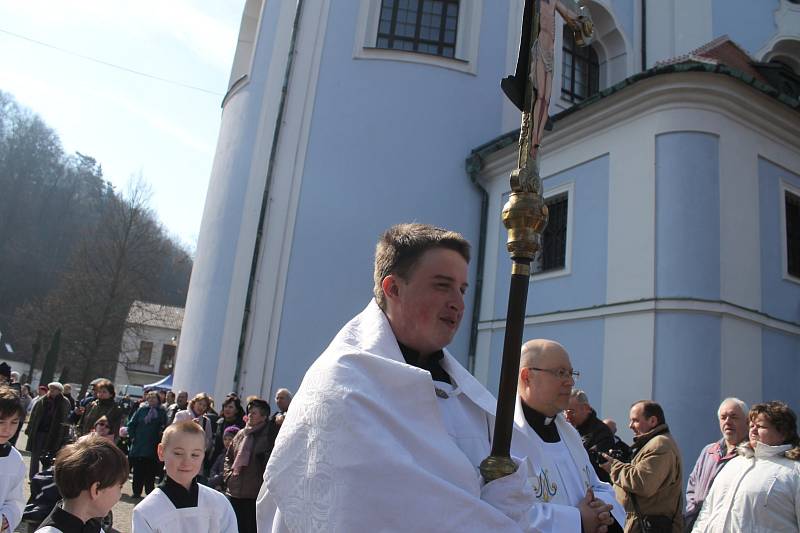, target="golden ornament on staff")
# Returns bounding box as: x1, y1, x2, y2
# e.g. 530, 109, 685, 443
480, 0, 594, 483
